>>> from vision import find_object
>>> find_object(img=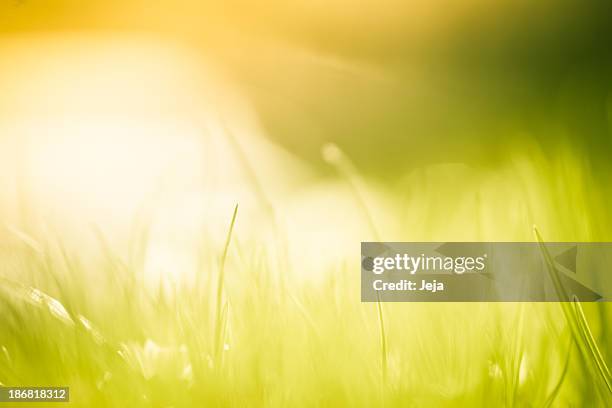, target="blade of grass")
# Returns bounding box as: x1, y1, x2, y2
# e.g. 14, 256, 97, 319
214, 204, 238, 368
534, 227, 612, 401
573, 297, 612, 393
321, 143, 388, 391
